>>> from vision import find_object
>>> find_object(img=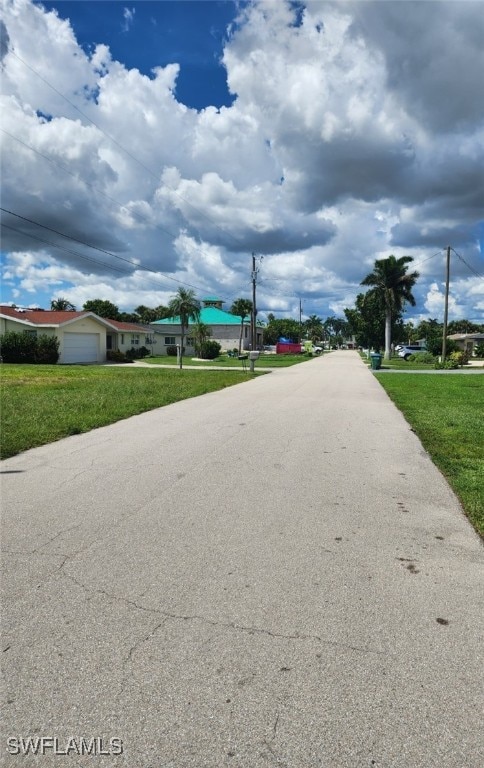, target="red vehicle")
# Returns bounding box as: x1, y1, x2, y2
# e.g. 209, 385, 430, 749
276, 342, 302, 354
